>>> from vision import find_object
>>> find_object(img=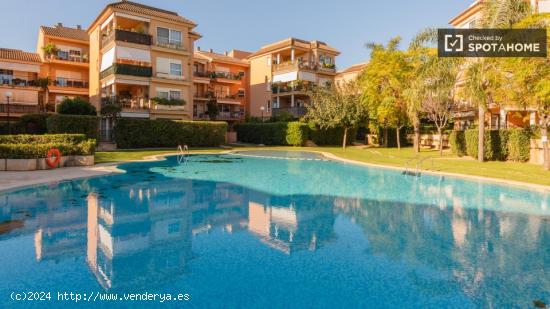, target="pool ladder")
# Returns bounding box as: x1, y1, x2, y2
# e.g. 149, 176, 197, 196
403, 156, 434, 177
177, 145, 189, 164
